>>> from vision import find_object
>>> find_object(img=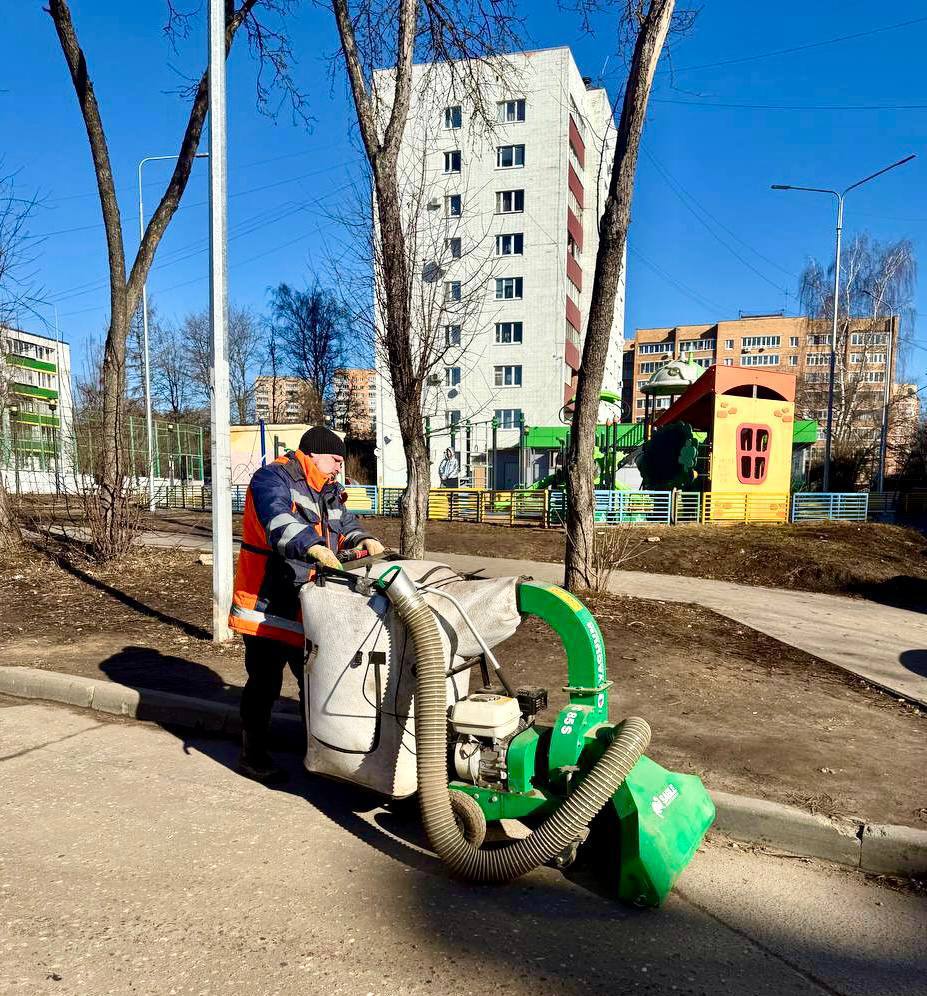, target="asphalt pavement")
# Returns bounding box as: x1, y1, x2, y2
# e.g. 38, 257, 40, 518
2, 700, 924, 996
